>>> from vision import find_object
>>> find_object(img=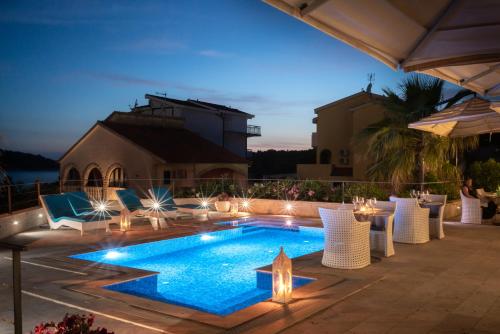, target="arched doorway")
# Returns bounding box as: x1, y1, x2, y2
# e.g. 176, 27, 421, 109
86, 168, 103, 187
85, 167, 104, 199
108, 167, 126, 188
63, 167, 81, 192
